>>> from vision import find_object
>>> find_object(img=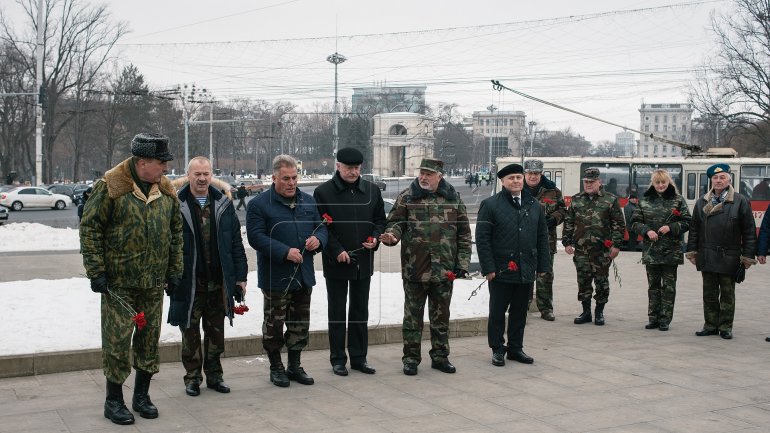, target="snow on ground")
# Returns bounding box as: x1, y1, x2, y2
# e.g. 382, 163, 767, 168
1, 272, 489, 356
0, 222, 495, 356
